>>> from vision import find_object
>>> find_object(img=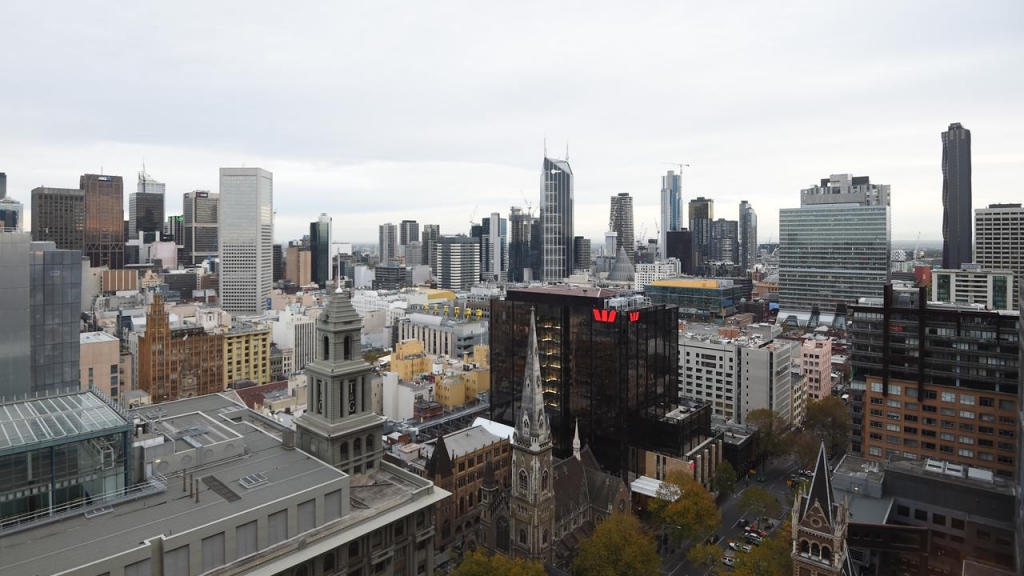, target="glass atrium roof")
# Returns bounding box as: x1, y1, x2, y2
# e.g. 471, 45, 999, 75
0, 392, 129, 451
